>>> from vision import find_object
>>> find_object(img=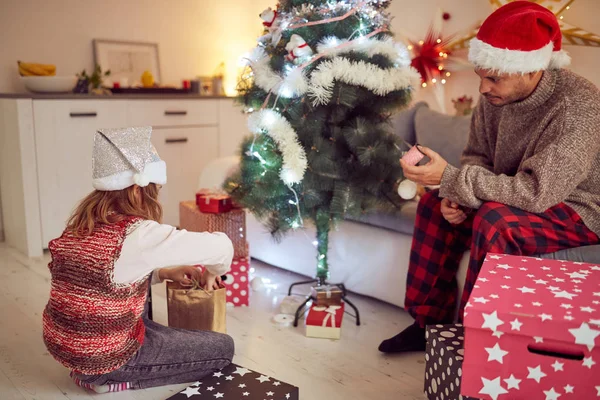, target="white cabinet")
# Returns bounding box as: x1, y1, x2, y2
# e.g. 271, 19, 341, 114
0, 96, 243, 256
151, 126, 218, 226
33, 100, 128, 245
128, 100, 218, 127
